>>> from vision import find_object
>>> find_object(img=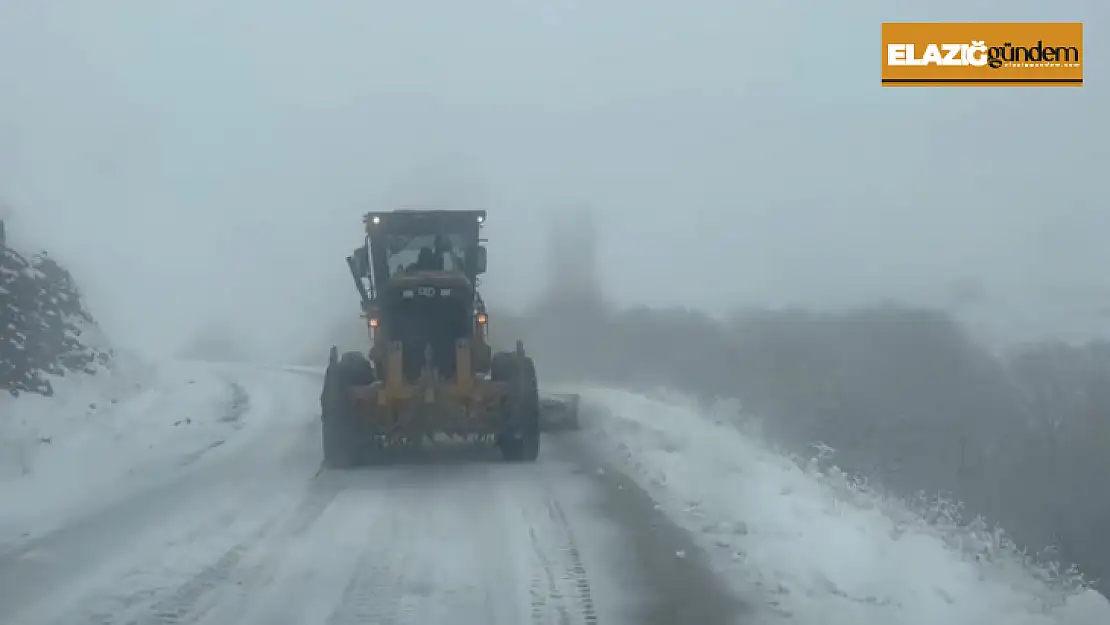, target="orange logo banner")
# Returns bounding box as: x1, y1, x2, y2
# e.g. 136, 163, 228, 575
881, 22, 1083, 87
